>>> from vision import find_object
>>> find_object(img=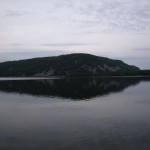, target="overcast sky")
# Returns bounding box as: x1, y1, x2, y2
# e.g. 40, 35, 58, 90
0, 0, 150, 69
